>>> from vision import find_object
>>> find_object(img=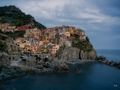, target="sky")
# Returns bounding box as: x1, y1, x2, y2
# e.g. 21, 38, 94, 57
0, 0, 120, 49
